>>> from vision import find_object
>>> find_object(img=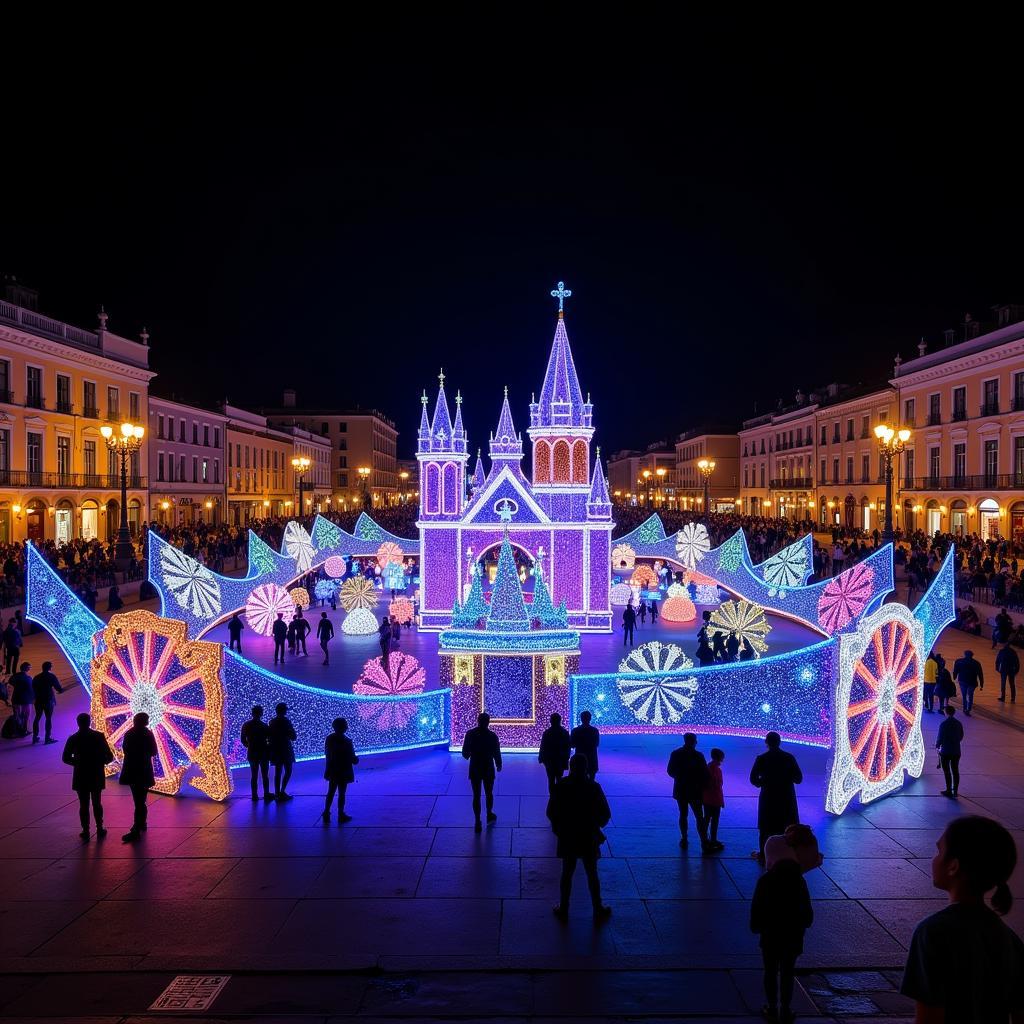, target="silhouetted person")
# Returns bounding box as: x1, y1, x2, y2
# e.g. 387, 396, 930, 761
378, 614, 391, 668
649, 598, 658, 623
119, 712, 157, 843
323, 717, 358, 823
952, 649, 983, 715
570, 710, 600, 780
316, 611, 334, 665
622, 603, 636, 646
993, 606, 1013, 647
268, 702, 296, 800
286, 614, 298, 653
547, 753, 612, 922
3, 618, 22, 674
9, 661, 32, 735
62, 712, 114, 840
538, 713, 572, 793
295, 610, 310, 655
703, 748, 726, 850
695, 611, 715, 666
228, 613, 244, 653
667, 733, 710, 851
31, 660, 64, 744
996, 641, 1019, 703
638, 600, 647, 625
107, 584, 123, 611
937, 705, 964, 798
725, 631, 740, 661
711, 630, 728, 662
750, 732, 803, 861
240, 705, 272, 800
272, 613, 287, 664
461, 712, 501, 832
935, 653, 955, 711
